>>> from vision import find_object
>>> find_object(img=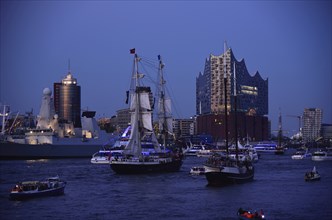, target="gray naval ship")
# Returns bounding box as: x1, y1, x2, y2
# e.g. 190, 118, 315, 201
0, 88, 112, 159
